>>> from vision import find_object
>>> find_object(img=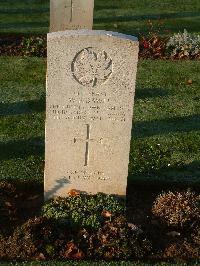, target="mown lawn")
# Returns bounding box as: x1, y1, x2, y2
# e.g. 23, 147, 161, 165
0, 0, 200, 35
0, 57, 199, 186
